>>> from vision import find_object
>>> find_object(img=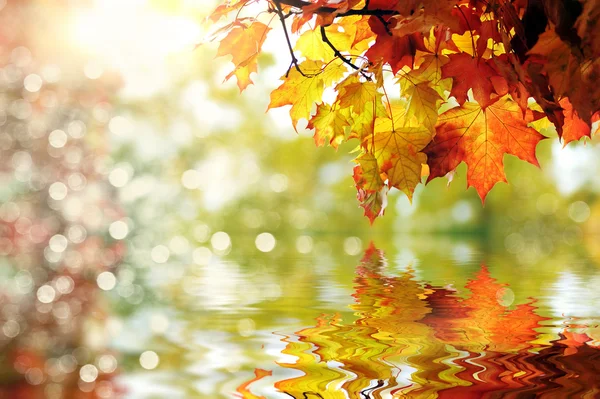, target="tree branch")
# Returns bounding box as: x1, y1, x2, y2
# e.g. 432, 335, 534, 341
320, 26, 371, 80
375, 15, 392, 35
274, 0, 398, 17
273, 1, 307, 77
